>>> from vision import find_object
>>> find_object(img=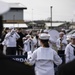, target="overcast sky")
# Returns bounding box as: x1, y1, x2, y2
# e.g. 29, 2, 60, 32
2, 0, 75, 21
